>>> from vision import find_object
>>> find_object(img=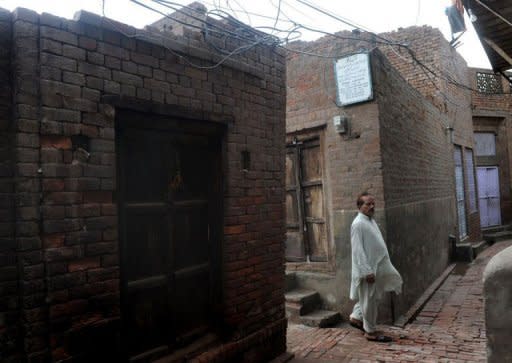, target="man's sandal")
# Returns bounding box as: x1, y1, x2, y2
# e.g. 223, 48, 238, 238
349, 318, 364, 332
364, 333, 392, 343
